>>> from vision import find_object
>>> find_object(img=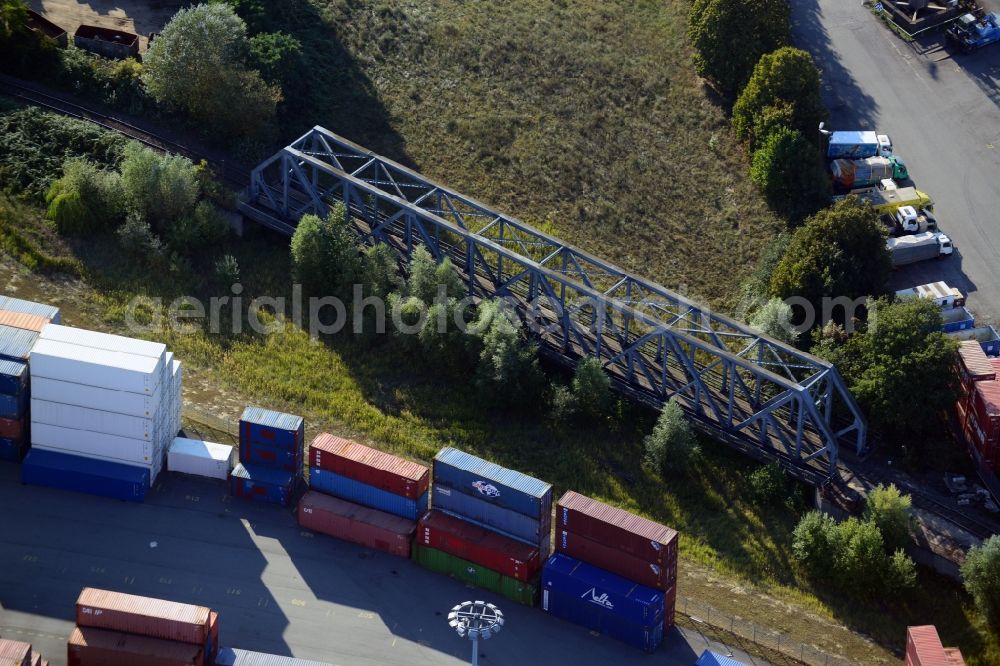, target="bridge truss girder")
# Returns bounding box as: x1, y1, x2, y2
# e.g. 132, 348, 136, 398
245, 126, 868, 480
